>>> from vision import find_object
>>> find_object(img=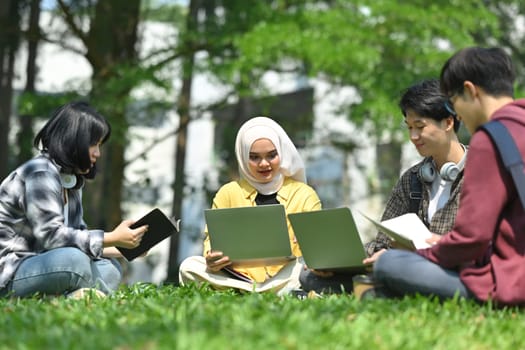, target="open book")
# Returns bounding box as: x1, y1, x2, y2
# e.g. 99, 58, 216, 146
117, 208, 180, 261
360, 212, 432, 250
